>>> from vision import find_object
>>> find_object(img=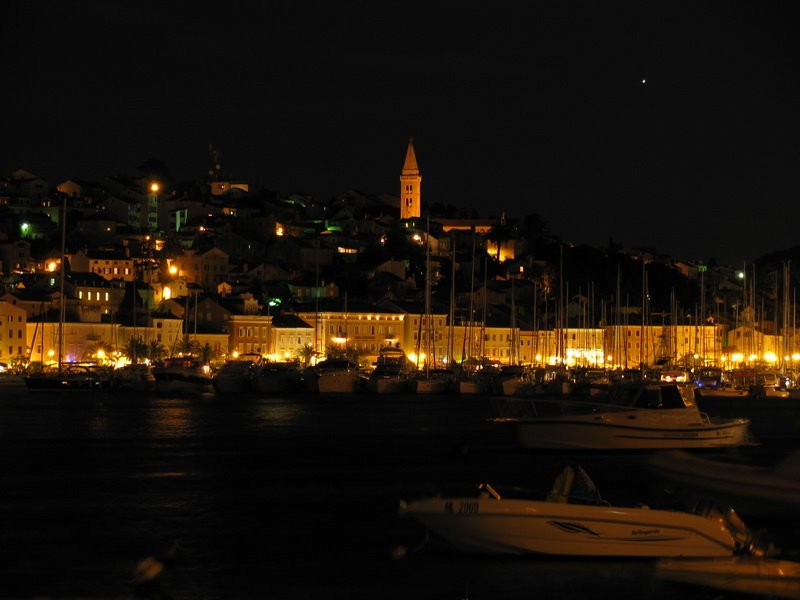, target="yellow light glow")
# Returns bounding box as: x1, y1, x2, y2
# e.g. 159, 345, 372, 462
169, 265, 178, 275
535, 354, 542, 362
97, 349, 105, 359
150, 183, 160, 193
163, 286, 171, 300
793, 353, 800, 361
764, 352, 777, 363
408, 353, 418, 364
731, 353, 744, 362
748, 354, 758, 362
48, 349, 54, 358
276, 224, 284, 237
47, 261, 57, 272
331, 337, 347, 344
